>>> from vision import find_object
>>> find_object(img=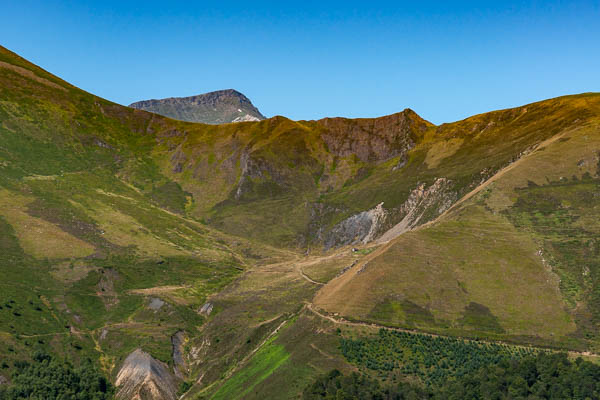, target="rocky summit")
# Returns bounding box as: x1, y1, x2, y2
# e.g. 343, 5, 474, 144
129, 89, 265, 124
